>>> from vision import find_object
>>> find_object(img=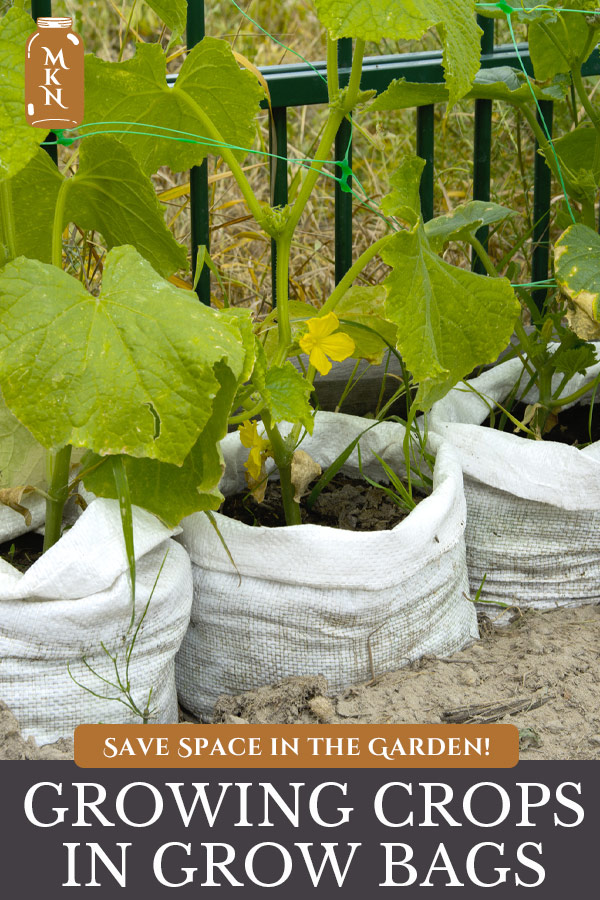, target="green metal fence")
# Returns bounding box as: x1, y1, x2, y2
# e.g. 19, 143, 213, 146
31, 0, 600, 310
